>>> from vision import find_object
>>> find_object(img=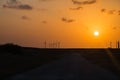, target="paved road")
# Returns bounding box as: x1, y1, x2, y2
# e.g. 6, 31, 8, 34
6, 53, 119, 80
